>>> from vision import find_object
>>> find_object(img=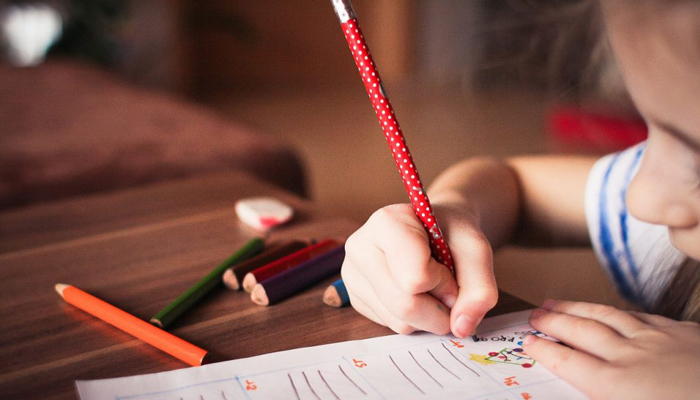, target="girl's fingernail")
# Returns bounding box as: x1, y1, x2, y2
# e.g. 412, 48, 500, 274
523, 333, 536, 345
542, 299, 558, 310
453, 314, 473, 338
530, 308, 546, 319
